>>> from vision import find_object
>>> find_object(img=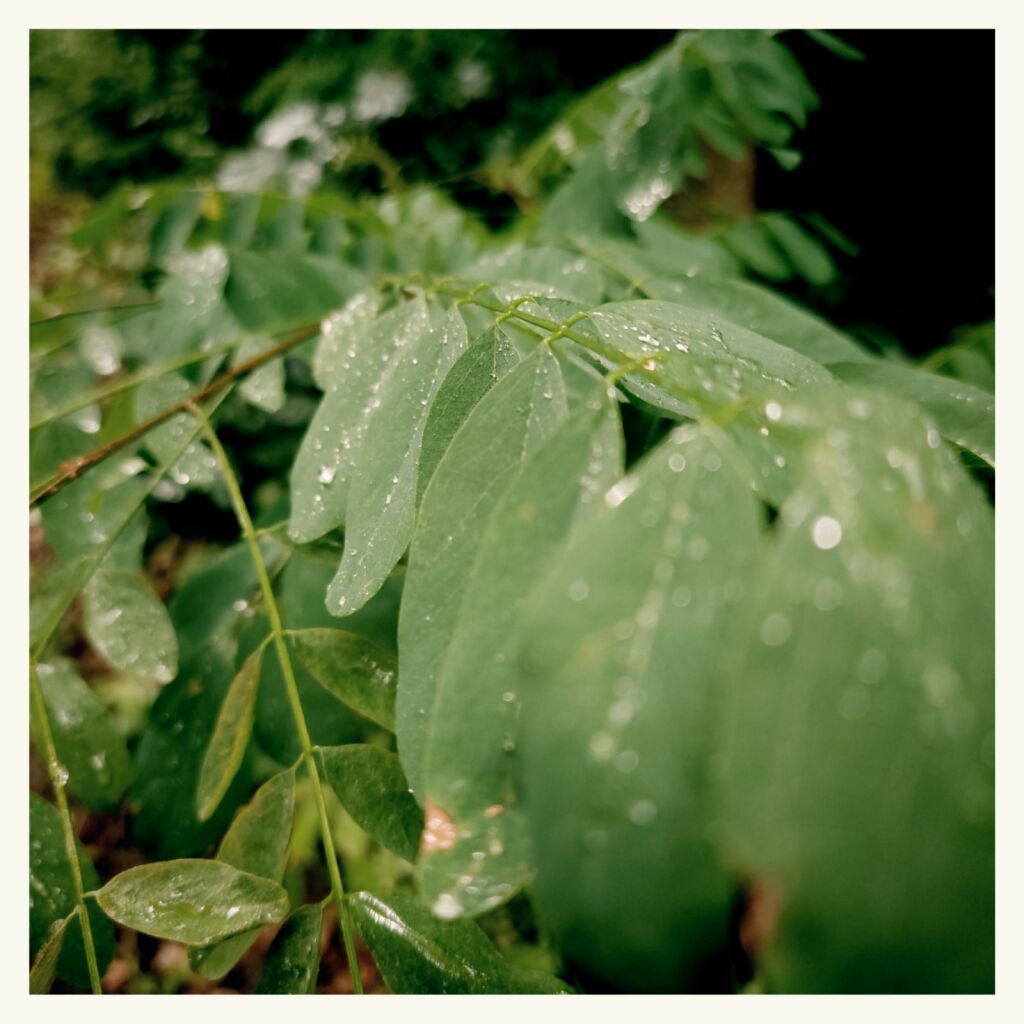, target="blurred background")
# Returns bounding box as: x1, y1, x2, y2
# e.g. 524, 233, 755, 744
30, 29, 994, 358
